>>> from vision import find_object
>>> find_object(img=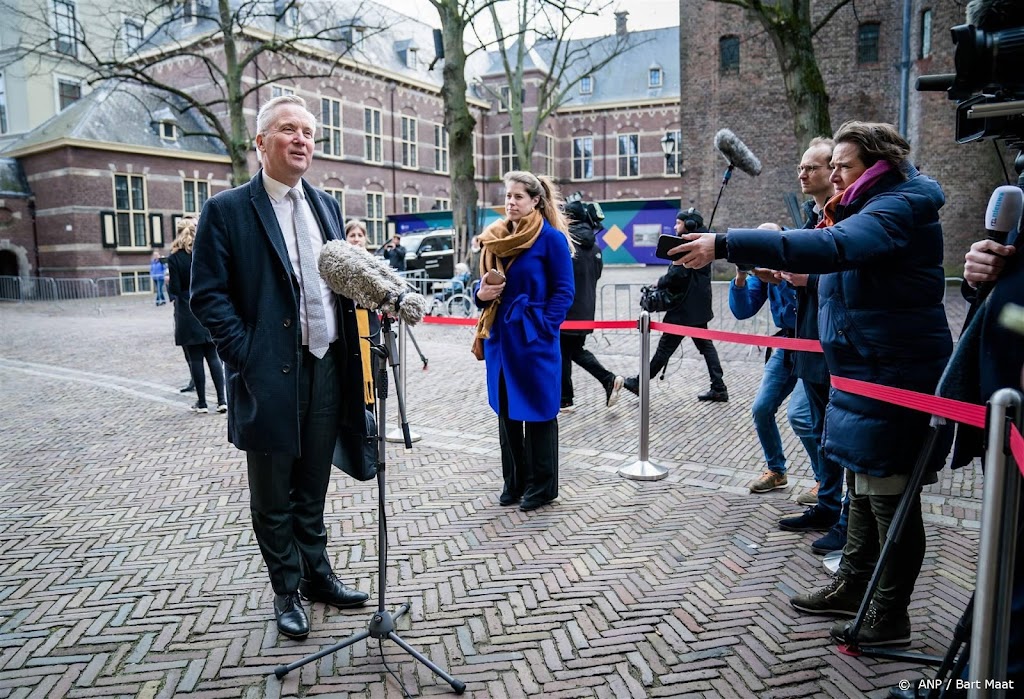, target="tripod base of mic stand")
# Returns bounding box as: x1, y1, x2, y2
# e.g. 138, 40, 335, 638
272, 602, 466, 694
618, 460, 668, 481
836, 642, 942, 666
385, 427, 421, 443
